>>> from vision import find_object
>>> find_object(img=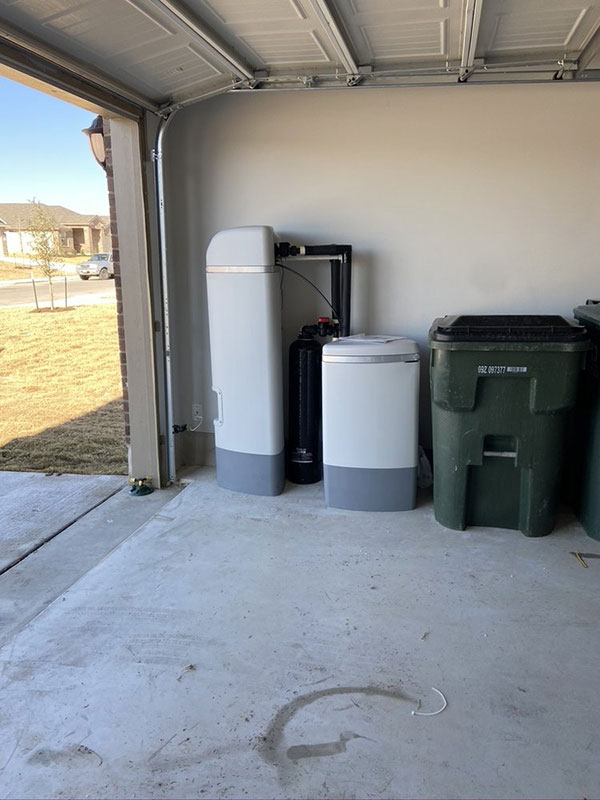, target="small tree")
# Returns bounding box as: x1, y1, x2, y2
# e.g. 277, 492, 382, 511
27, 200, 64, 311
